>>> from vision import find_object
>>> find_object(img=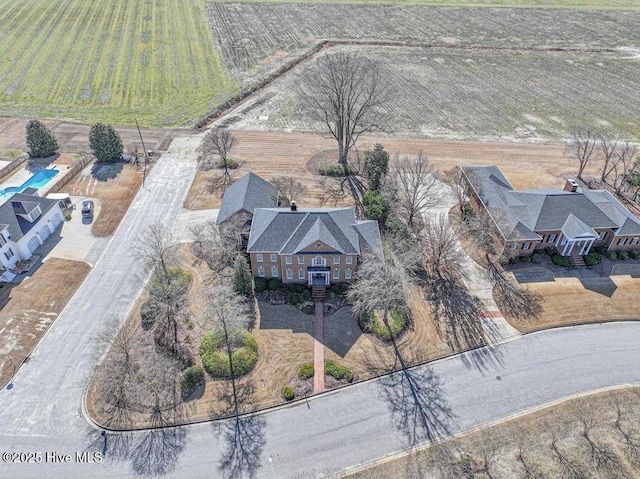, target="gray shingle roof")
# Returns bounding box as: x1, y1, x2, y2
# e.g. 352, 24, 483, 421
216, 172, 278, 225
247, 207, 381, 256
0, 193, 59, 241
353, 220, 383, 256
560, 214, 598, 240
461, 165, 640, 241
